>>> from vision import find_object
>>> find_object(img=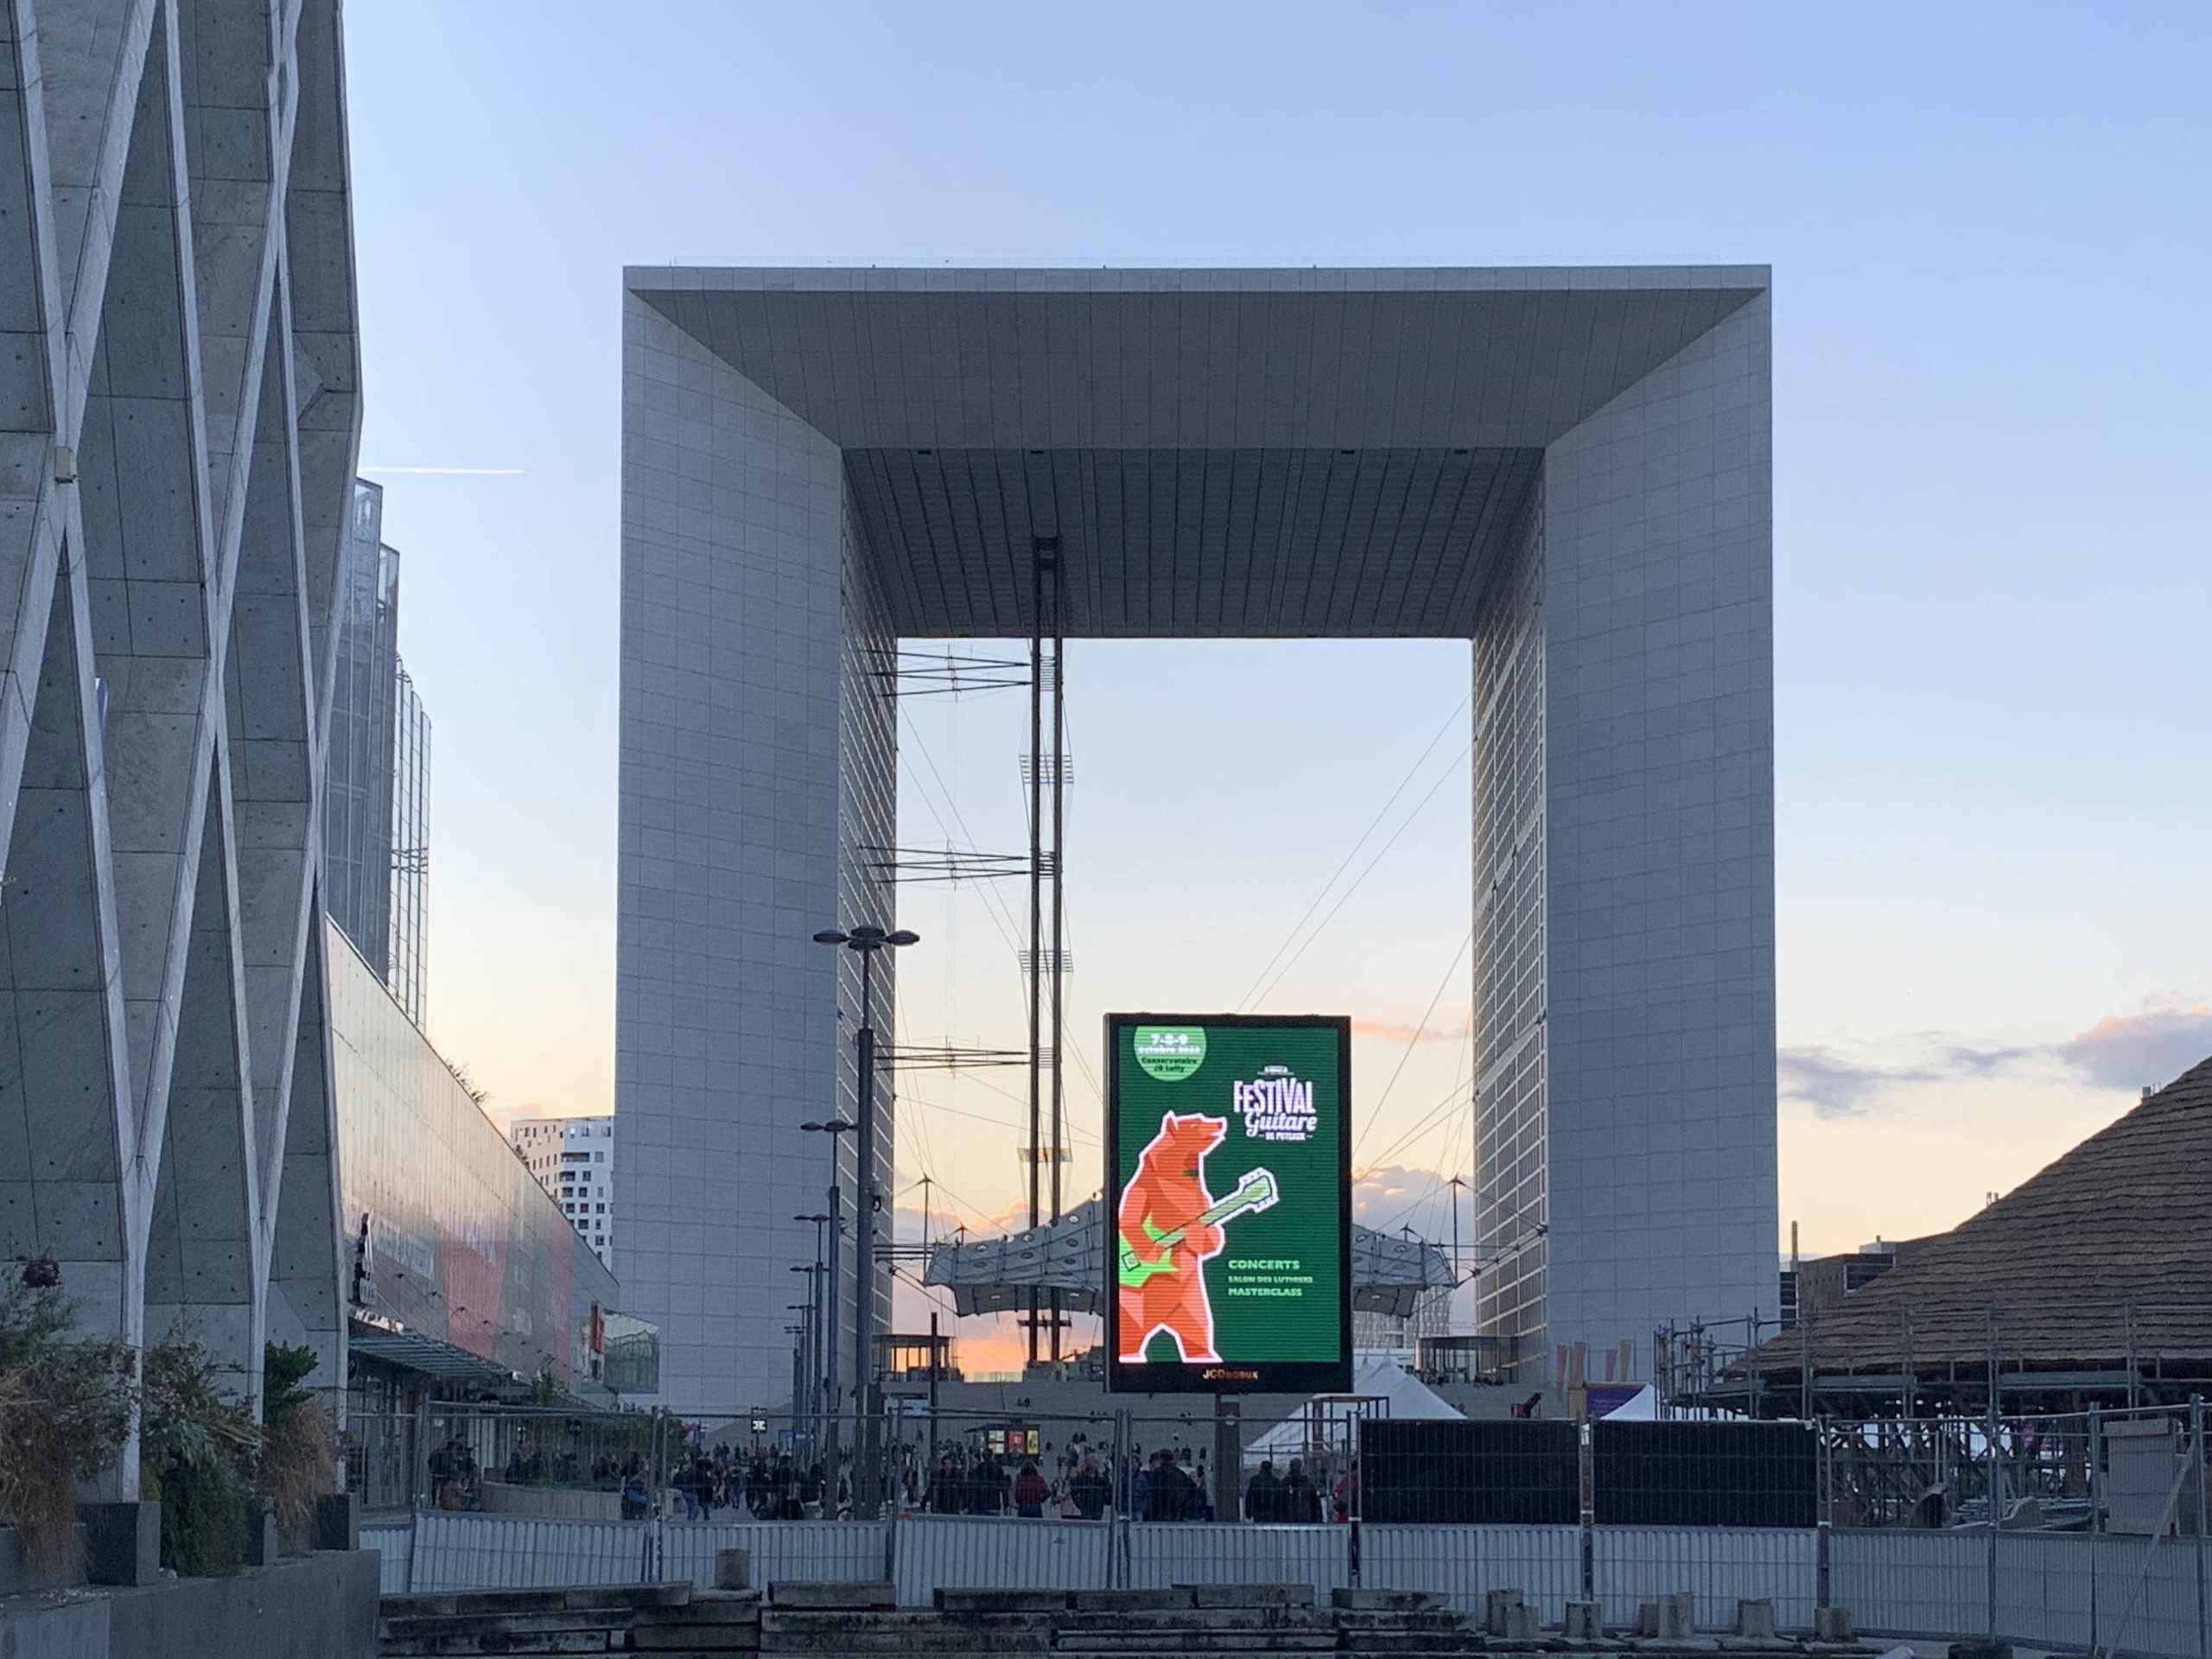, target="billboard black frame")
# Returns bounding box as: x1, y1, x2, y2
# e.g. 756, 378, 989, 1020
1104, 1012, 1354, 1395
